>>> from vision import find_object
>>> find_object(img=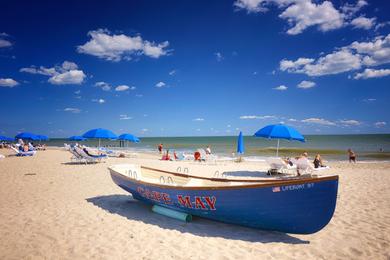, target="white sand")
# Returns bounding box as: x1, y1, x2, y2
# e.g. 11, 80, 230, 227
0, 148, 389, 259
